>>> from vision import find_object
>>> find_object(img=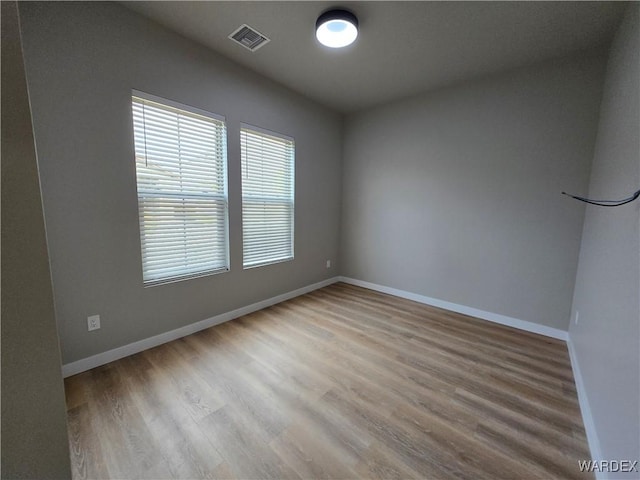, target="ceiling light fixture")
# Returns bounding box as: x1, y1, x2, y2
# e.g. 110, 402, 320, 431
315, 9, 358, 48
